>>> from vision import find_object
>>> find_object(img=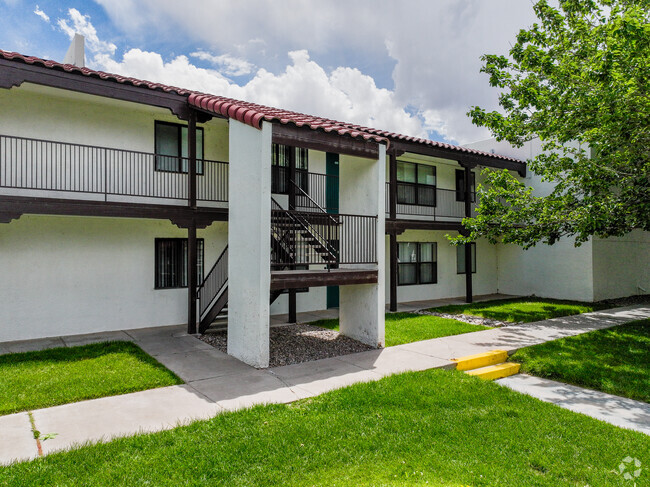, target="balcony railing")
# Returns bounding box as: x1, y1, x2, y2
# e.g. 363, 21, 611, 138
271, 166, 339, 212
385, 182, 477, 220
0, 134, 228, 203
271, 207, 377, 269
